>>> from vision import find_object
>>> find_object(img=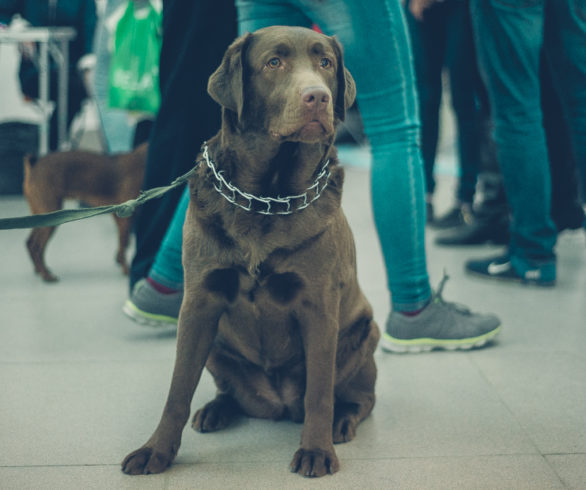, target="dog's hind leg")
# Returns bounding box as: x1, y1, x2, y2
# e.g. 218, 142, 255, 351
112, 215, 131, 274
332, 355, 377, 444
193, 349, 287, 432
26, 226, 59, 282
192, 393, 243, 432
